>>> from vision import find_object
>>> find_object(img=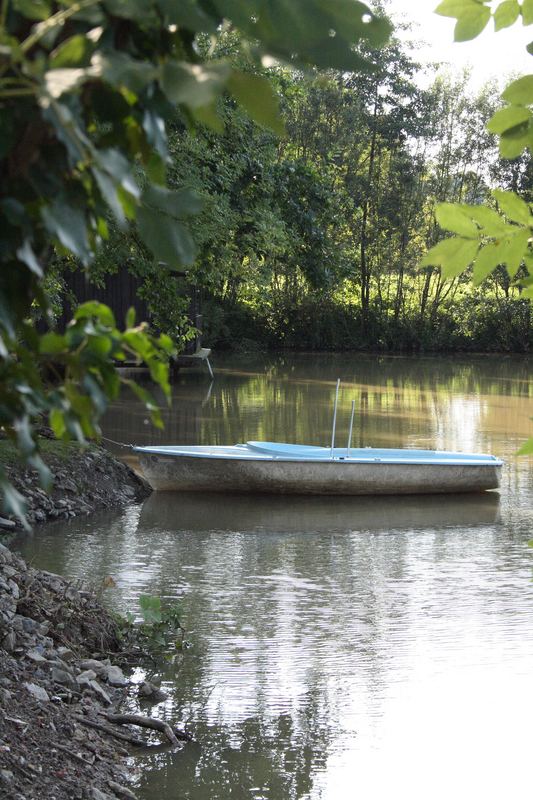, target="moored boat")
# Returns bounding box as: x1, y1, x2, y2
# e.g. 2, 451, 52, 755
133, 441, 503, 495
